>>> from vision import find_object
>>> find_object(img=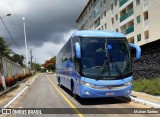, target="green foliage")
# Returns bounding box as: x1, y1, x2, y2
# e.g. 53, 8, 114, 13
0, 37, 24, 66
32, 63, 41, 71
11, 54, 24, 66
0, 37, 12, 58
132, 78, 160, 96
